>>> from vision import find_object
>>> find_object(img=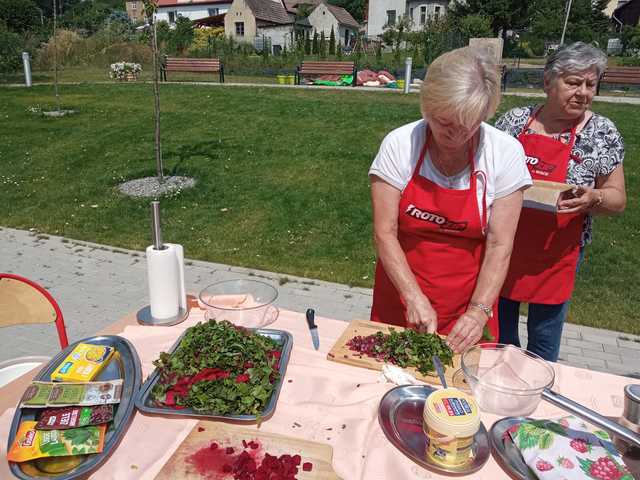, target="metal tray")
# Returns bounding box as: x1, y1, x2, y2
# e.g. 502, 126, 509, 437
7, 335, 142, 480
490, 417, 640, 480
378, 384, 491, 476
134, 328, 293, 421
